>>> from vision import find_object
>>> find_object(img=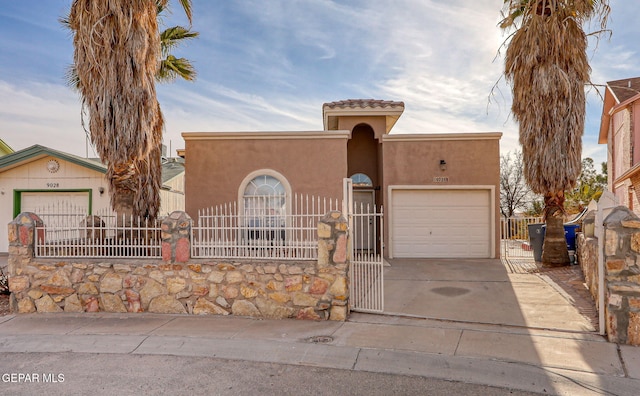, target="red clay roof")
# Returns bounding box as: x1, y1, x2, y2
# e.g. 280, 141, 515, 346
323, 99, 404, 109
607, 77, 640, 103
